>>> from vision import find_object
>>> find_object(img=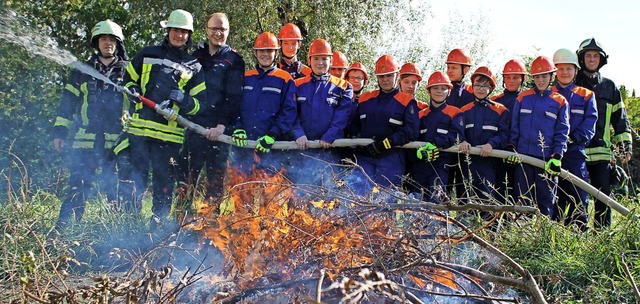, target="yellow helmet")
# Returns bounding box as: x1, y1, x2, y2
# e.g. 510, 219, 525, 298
90, 20, 123, 48
160, 9, 194, 32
